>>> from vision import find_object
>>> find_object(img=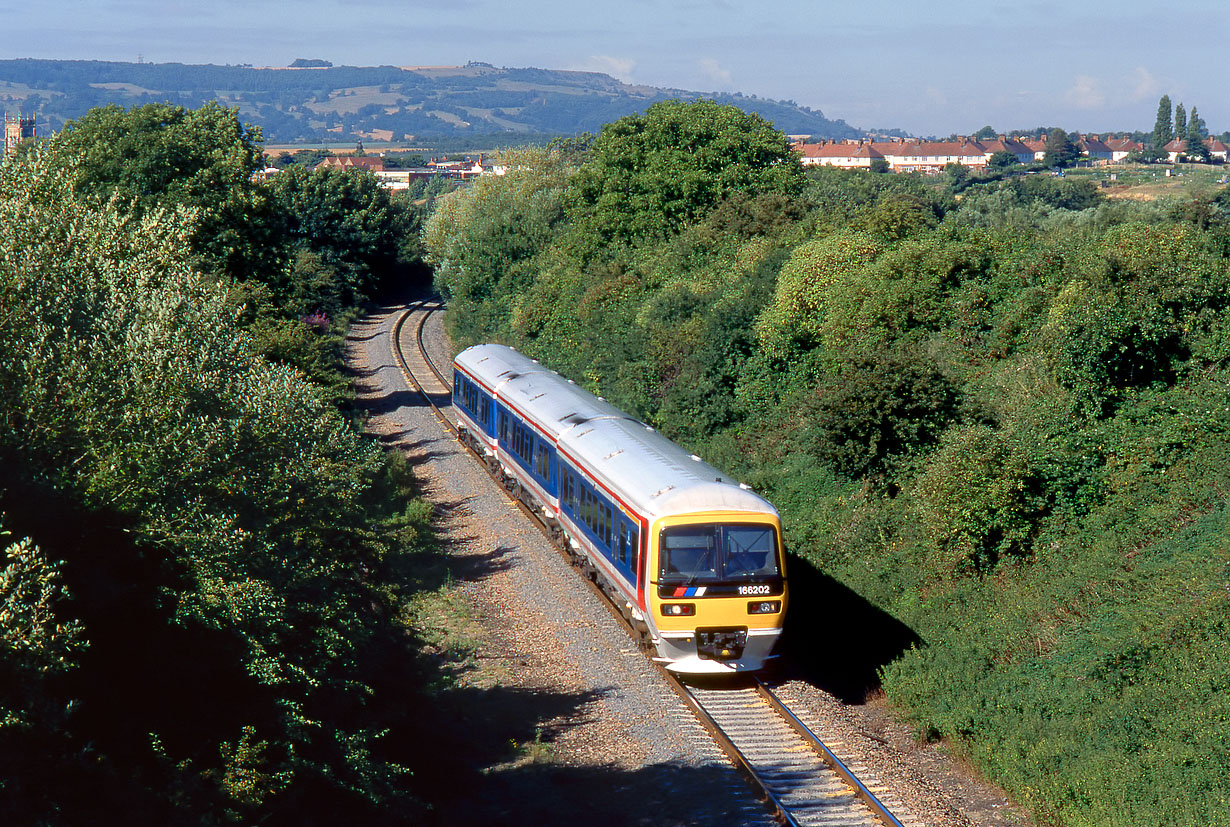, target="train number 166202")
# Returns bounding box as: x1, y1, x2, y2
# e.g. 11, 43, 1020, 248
737, 584, 772, 595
